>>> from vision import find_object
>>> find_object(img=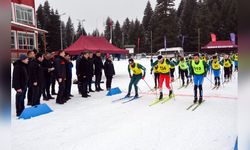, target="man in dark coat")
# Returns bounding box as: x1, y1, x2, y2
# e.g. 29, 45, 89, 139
64, 53, 73, 100
104, 54, 115, 91
87, 52, 95, 92
94, 51, 104, 91
54, 50, 67, 104
42, 52, 55, 100
76, 52, 83, 94
27, 50, 36, 105
50, 52, 57, 95
12, 54, 29, 116
78, 51, 91, 98
29, 53, 44, 106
